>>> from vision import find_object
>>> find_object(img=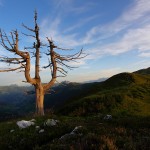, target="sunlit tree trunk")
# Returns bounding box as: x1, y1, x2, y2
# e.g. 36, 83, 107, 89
35, 84, 44, 116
